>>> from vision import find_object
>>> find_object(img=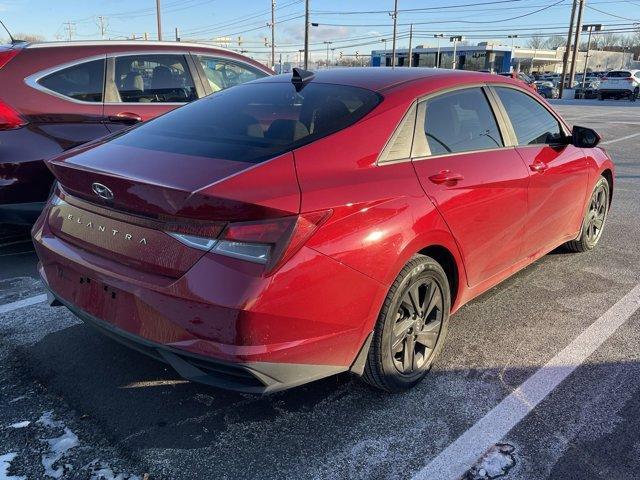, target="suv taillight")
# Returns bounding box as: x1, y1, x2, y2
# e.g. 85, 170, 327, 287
0, 101, 26, 130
